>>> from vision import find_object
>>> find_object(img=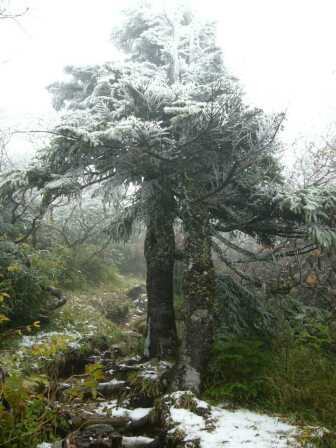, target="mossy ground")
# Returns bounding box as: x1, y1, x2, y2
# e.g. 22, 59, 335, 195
0, 276, 144, 447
